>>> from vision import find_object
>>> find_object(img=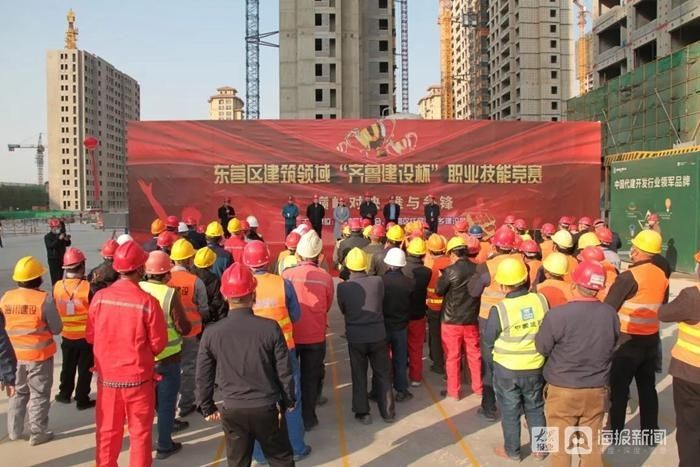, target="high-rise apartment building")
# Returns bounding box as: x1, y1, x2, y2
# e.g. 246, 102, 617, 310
418, 85, 443, 119
208, 86, 244, 120
487, 0, 574, 121
47, 10, 139, 211
451, 0, 490, 119
279, 0, 395, 119
592, 0, 699, 87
